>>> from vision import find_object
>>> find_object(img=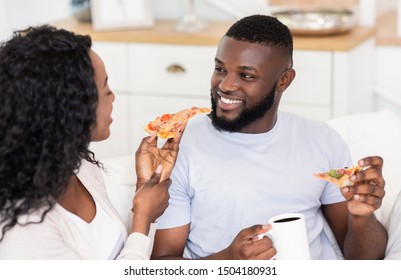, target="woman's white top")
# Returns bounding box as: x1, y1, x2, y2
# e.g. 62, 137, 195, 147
62, 200, 124, 259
